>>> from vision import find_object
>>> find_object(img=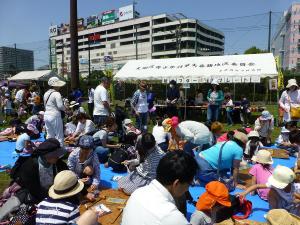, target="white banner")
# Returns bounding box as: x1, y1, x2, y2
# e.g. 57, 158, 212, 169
49, 25, 58, 37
